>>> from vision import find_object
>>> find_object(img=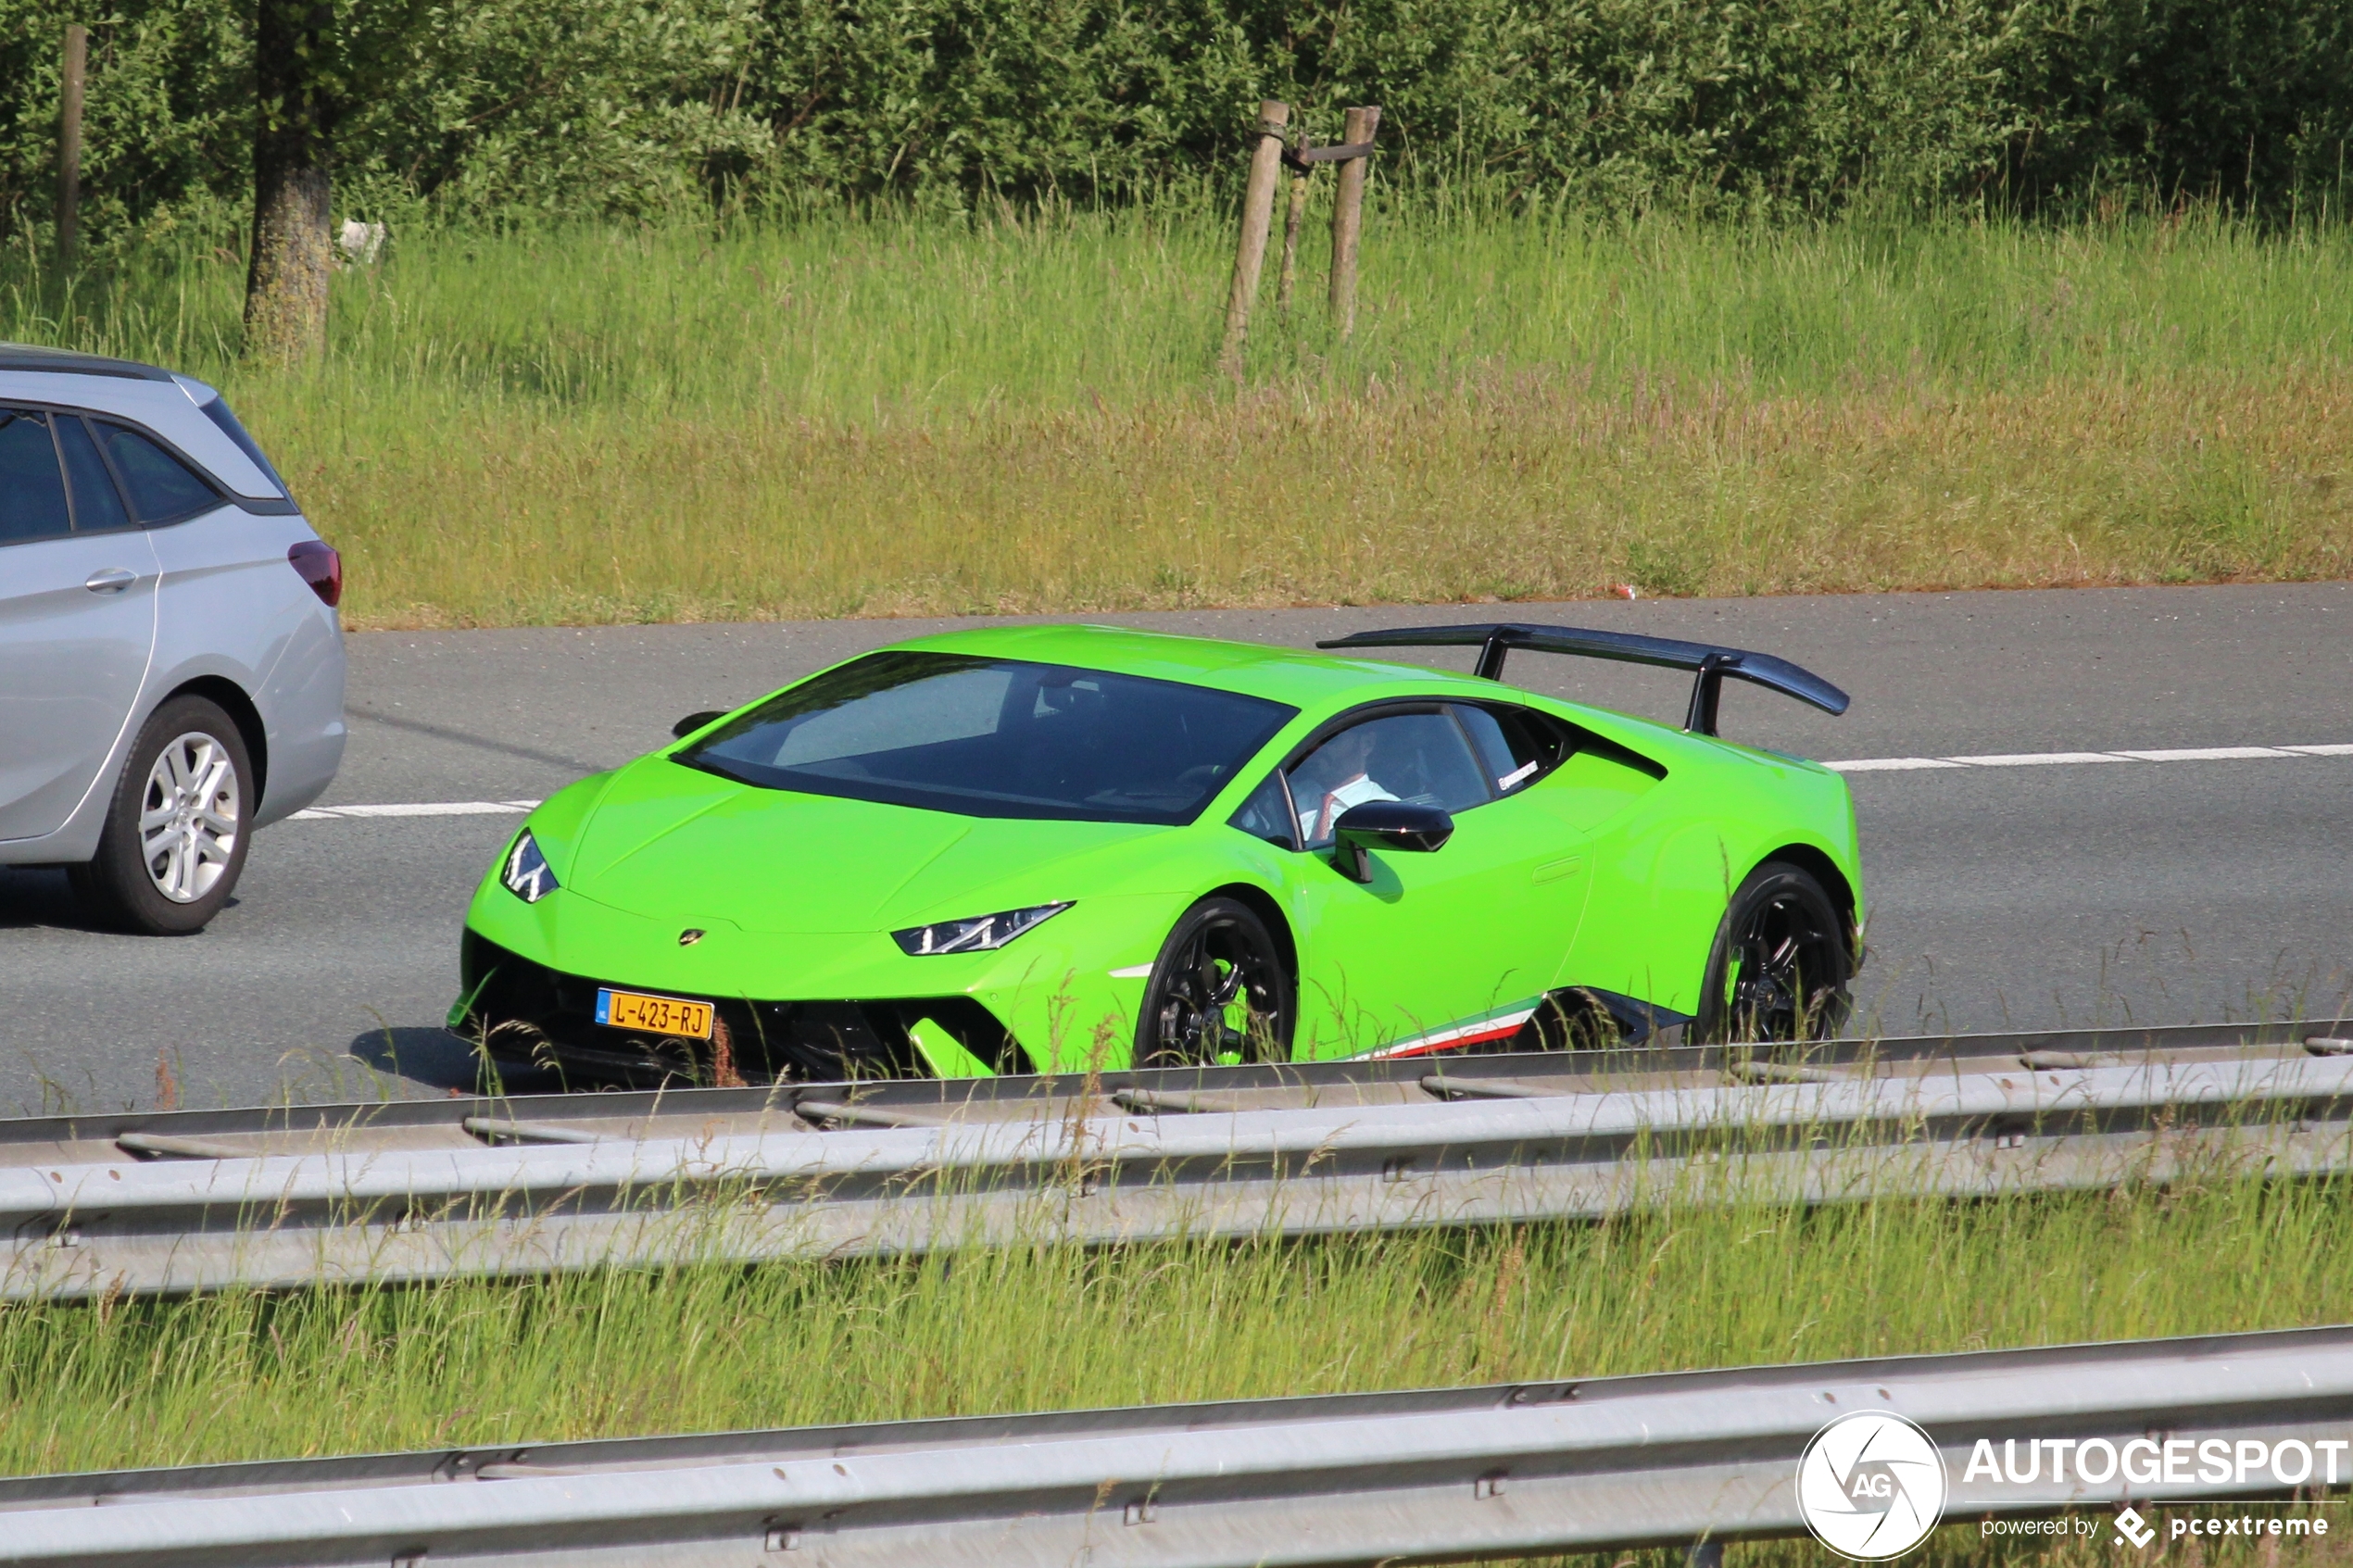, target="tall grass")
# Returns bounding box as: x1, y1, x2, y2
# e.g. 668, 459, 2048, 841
7, 206, 2352, 624
22, 205, 2353, 408
7, 1175, 2348, 1495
